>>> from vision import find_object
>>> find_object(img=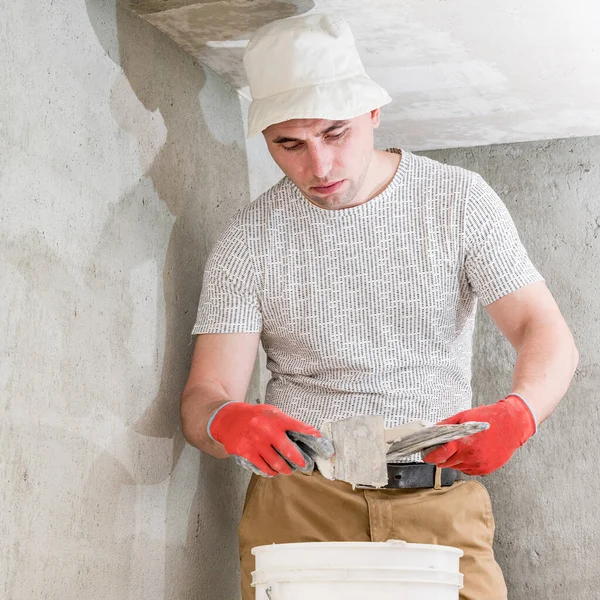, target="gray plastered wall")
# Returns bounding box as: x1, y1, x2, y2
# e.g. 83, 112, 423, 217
2, 0, 598, 599
421, 140, 599, 599
2, 1, 254, 598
